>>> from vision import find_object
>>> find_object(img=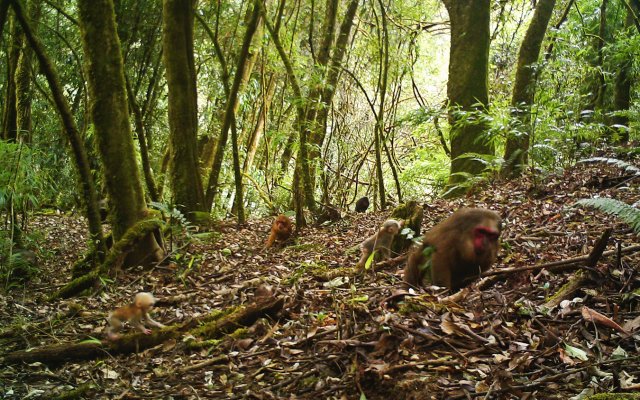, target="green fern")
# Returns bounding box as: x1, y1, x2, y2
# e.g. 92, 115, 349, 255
578, 157, 640, 176
576, 198, 640, 233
